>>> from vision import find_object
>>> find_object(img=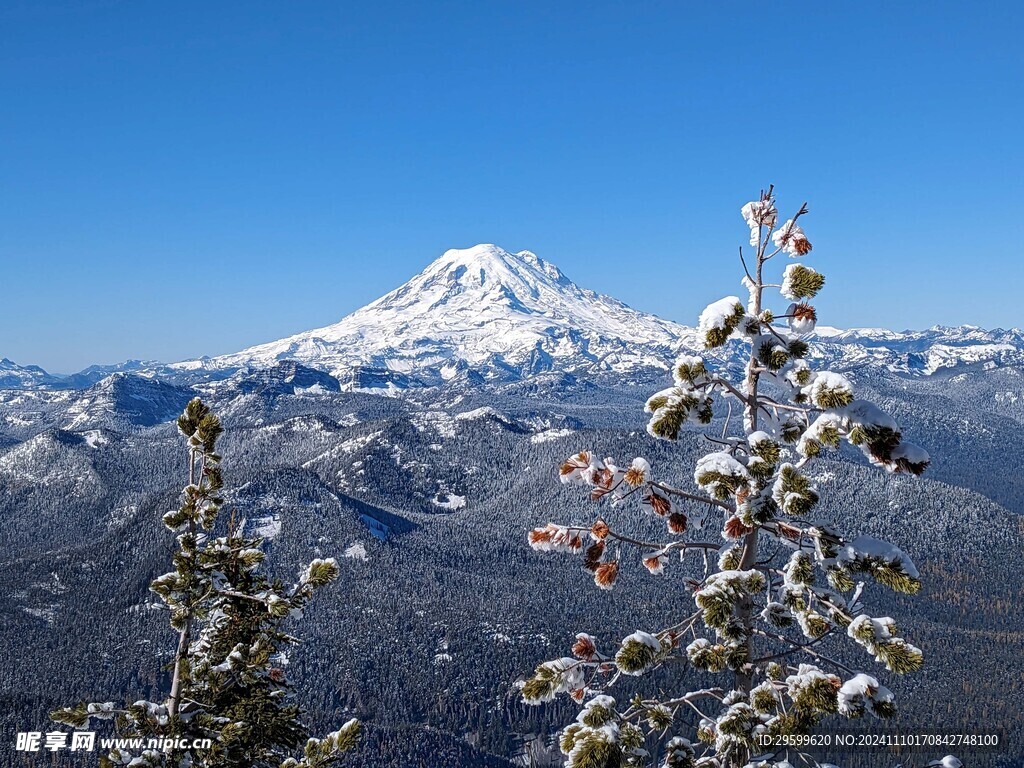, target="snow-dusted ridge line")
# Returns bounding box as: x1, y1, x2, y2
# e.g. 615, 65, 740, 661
3, 244, 1024, 390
